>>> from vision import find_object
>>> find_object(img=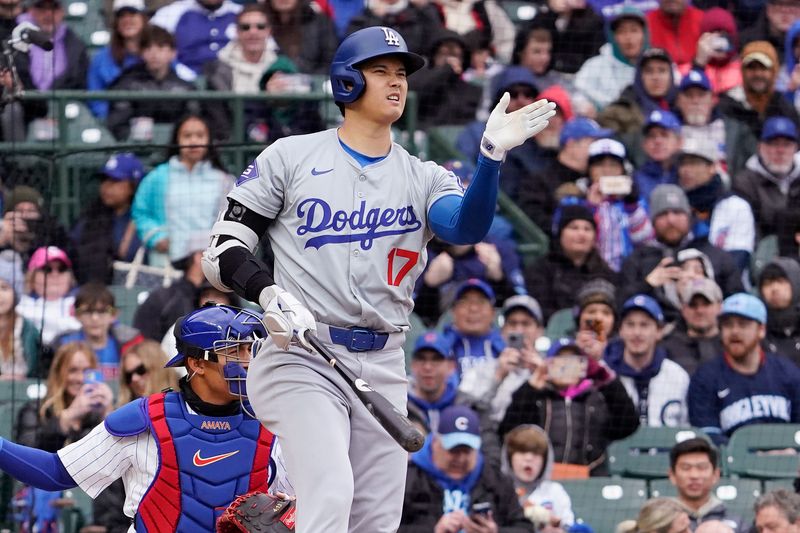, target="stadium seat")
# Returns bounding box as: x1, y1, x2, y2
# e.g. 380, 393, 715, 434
426, 125, 466, 162
750, 234, 778, 285
560, 477, 648, 532
545, 308, 576, 340
61, 487, 94, 533
763, 479, 795, 493
725, 424, 800, 479
607, 426, 711, 479
403, 312, 427, 370
109, 285, 150, 328
0, 379, 46, 441
649, 477, 761, 525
